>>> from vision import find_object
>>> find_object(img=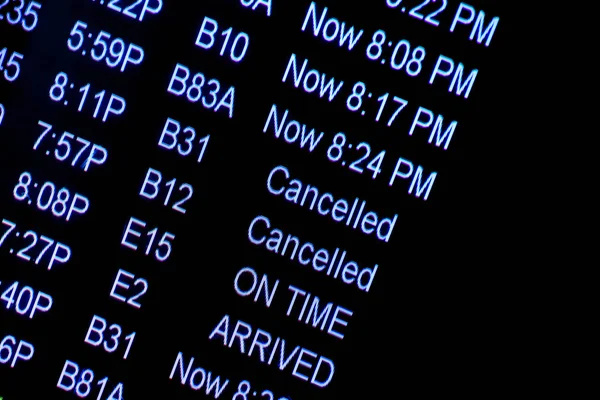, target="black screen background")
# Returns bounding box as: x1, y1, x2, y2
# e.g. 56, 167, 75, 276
0, 0, 524, 398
